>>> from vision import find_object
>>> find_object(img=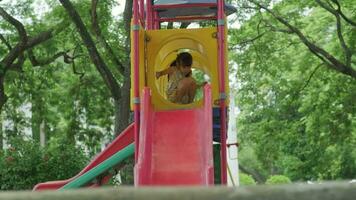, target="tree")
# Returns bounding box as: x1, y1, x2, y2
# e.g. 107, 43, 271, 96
230, 0, 356, 181
1, 0, 132, 142
0, 0, 135, 185
232, 0, 356, 79
0, 2, 76, 146
59, 0, 132, 135
0, 6, 70, 111
58, 0, 135, 184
